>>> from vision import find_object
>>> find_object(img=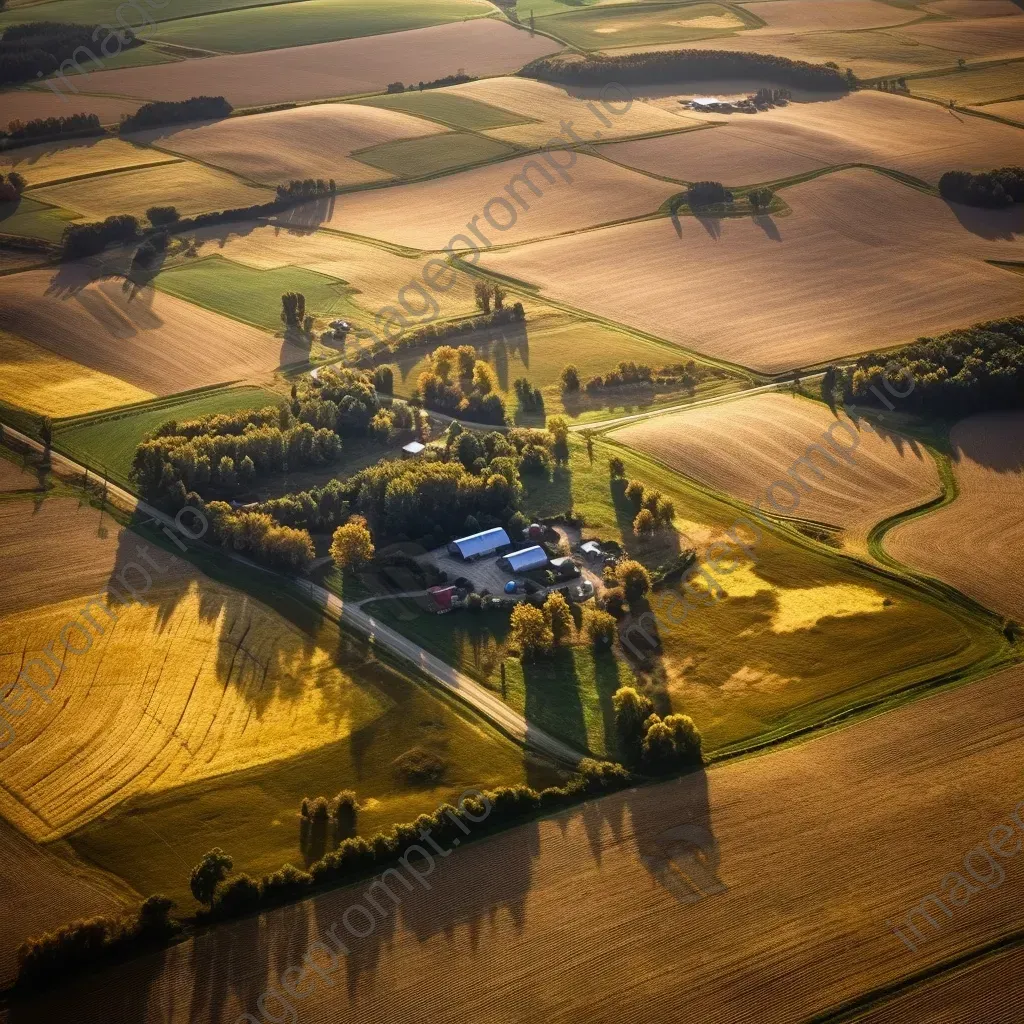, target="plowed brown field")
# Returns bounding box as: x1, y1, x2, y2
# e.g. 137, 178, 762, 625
886, 411, 1024, 621
611, 393, 942, 556
138, 102, 446, 186
743, 0, 919, 31
479, 168, 1024, 371
318, 152, 679, 248
13, 662, 1024, 1023
0, 268, 307, 394
43, 21, 562, 110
